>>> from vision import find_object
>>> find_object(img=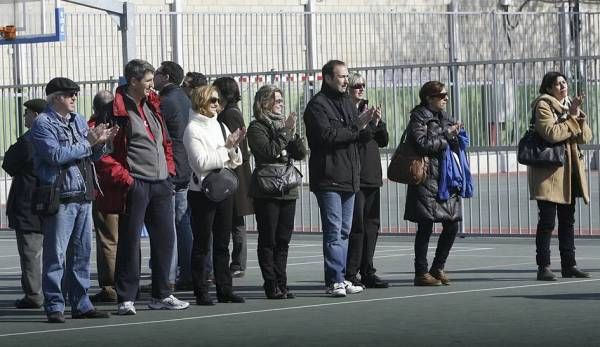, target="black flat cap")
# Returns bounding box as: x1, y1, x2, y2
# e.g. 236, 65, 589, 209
23, 99, 48, 113
45, 77, 80, 96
